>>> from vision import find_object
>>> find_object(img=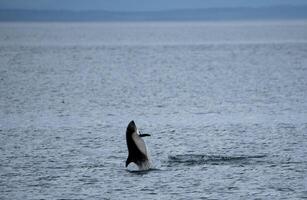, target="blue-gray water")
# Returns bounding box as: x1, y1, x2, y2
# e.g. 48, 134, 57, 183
0, 21, 307, 199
